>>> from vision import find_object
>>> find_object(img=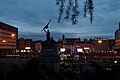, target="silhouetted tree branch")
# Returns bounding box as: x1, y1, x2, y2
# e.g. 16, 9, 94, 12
56, 0, 94, 25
